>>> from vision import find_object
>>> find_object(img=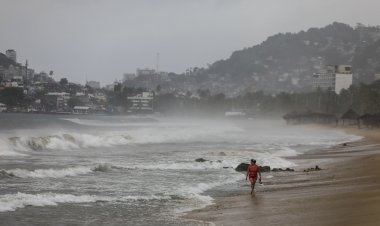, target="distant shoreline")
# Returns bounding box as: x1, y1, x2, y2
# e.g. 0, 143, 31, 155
0, 111, 126, 116
185, 126, 380, 226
